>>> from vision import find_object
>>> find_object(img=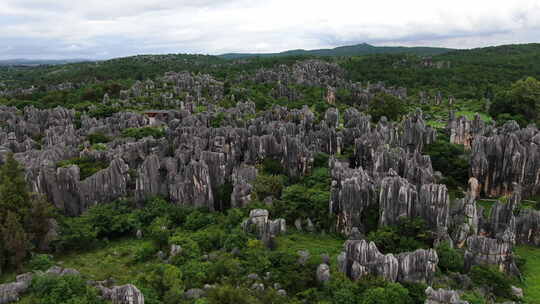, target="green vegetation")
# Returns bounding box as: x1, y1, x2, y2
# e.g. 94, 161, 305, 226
57, 157, 109, 180
121, 127, 166, 140
490, 76, 540, 126
0, 154, 55, 272
367, 218, 432, 254
516, 246, 540, 304
425, 134, 470, 195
